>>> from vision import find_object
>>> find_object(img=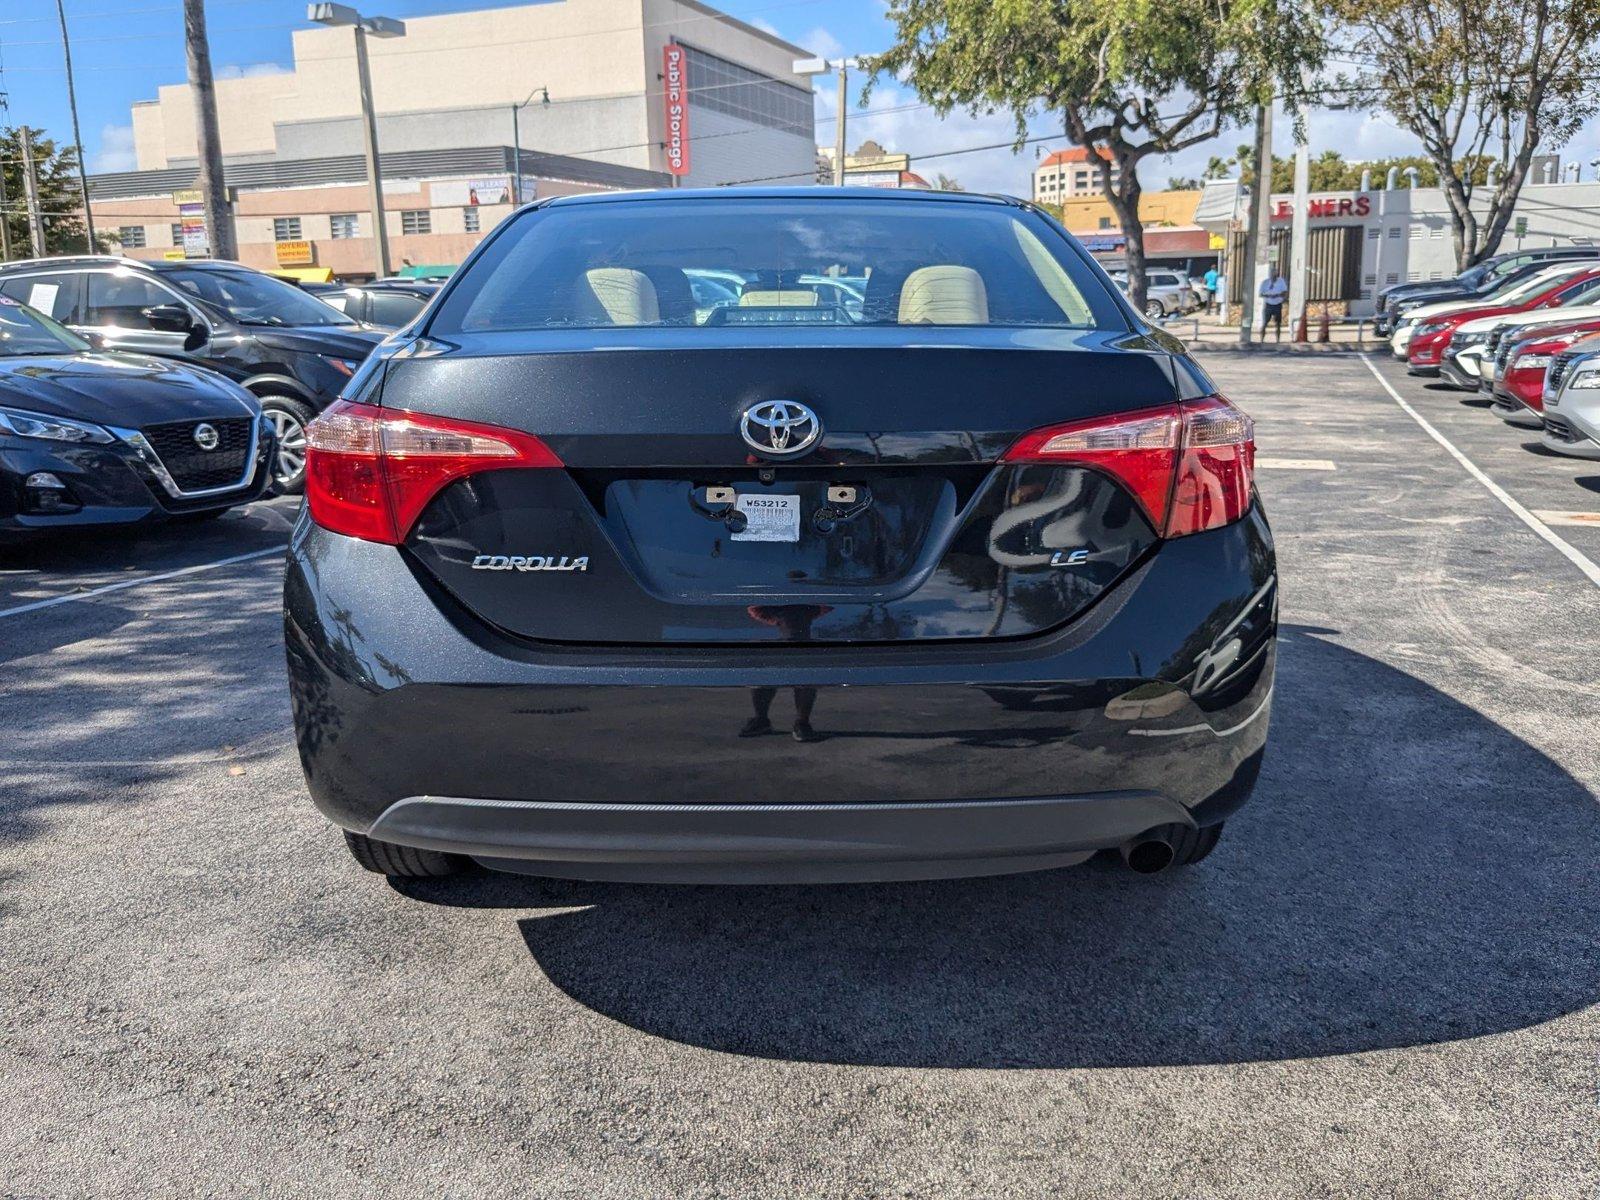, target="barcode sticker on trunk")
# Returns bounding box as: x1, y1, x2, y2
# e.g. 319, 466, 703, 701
732, 493, 800, 542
